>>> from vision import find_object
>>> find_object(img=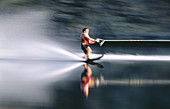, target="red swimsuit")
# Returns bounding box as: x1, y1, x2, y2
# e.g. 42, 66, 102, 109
81, 75, 89, 87
81, 34, 89, 46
